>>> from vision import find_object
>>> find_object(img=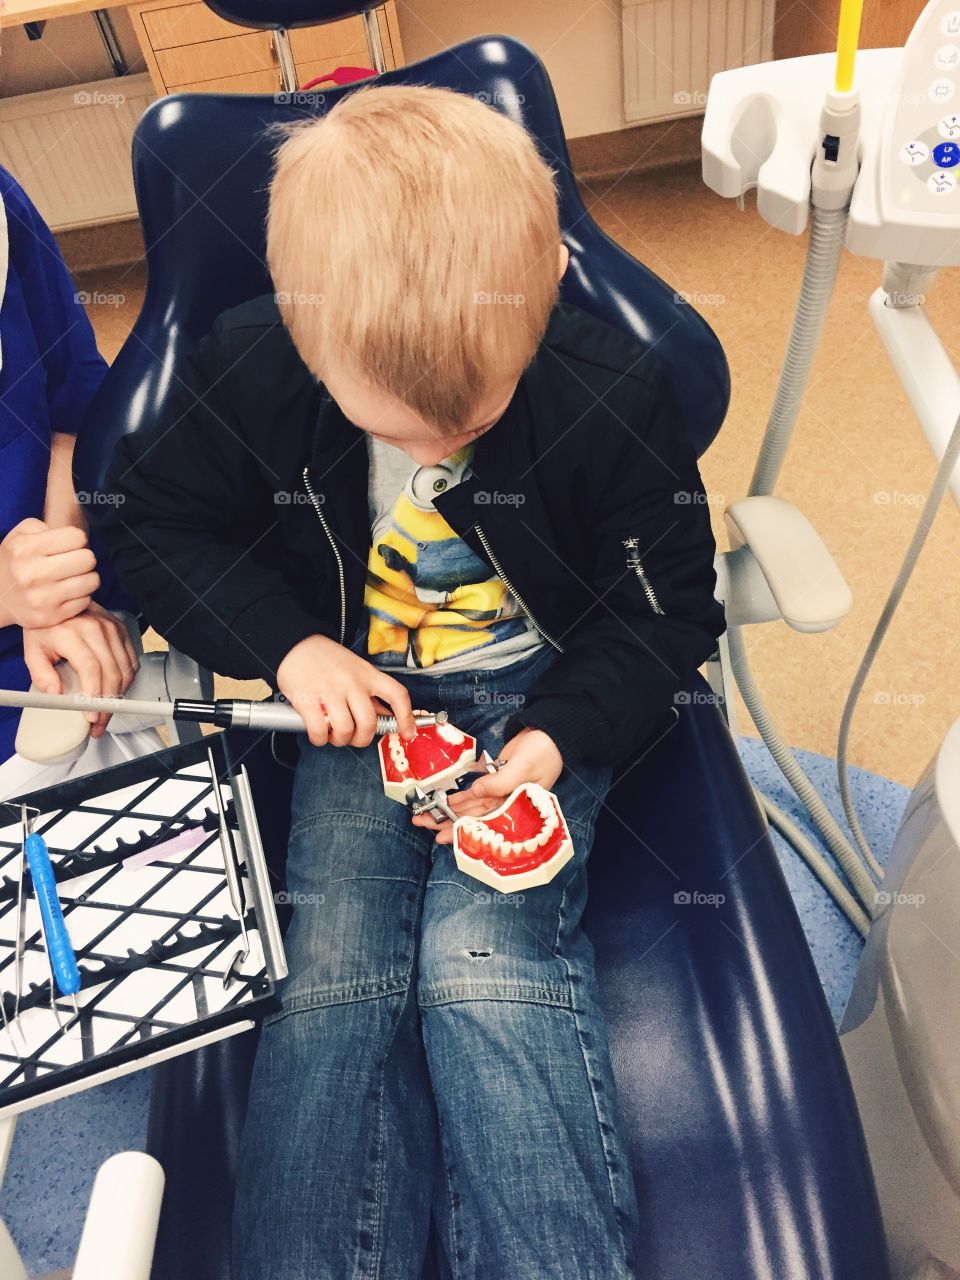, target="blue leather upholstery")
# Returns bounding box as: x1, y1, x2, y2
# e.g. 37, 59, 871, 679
205, 0, 376, 28
78, 33, 890, 1280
